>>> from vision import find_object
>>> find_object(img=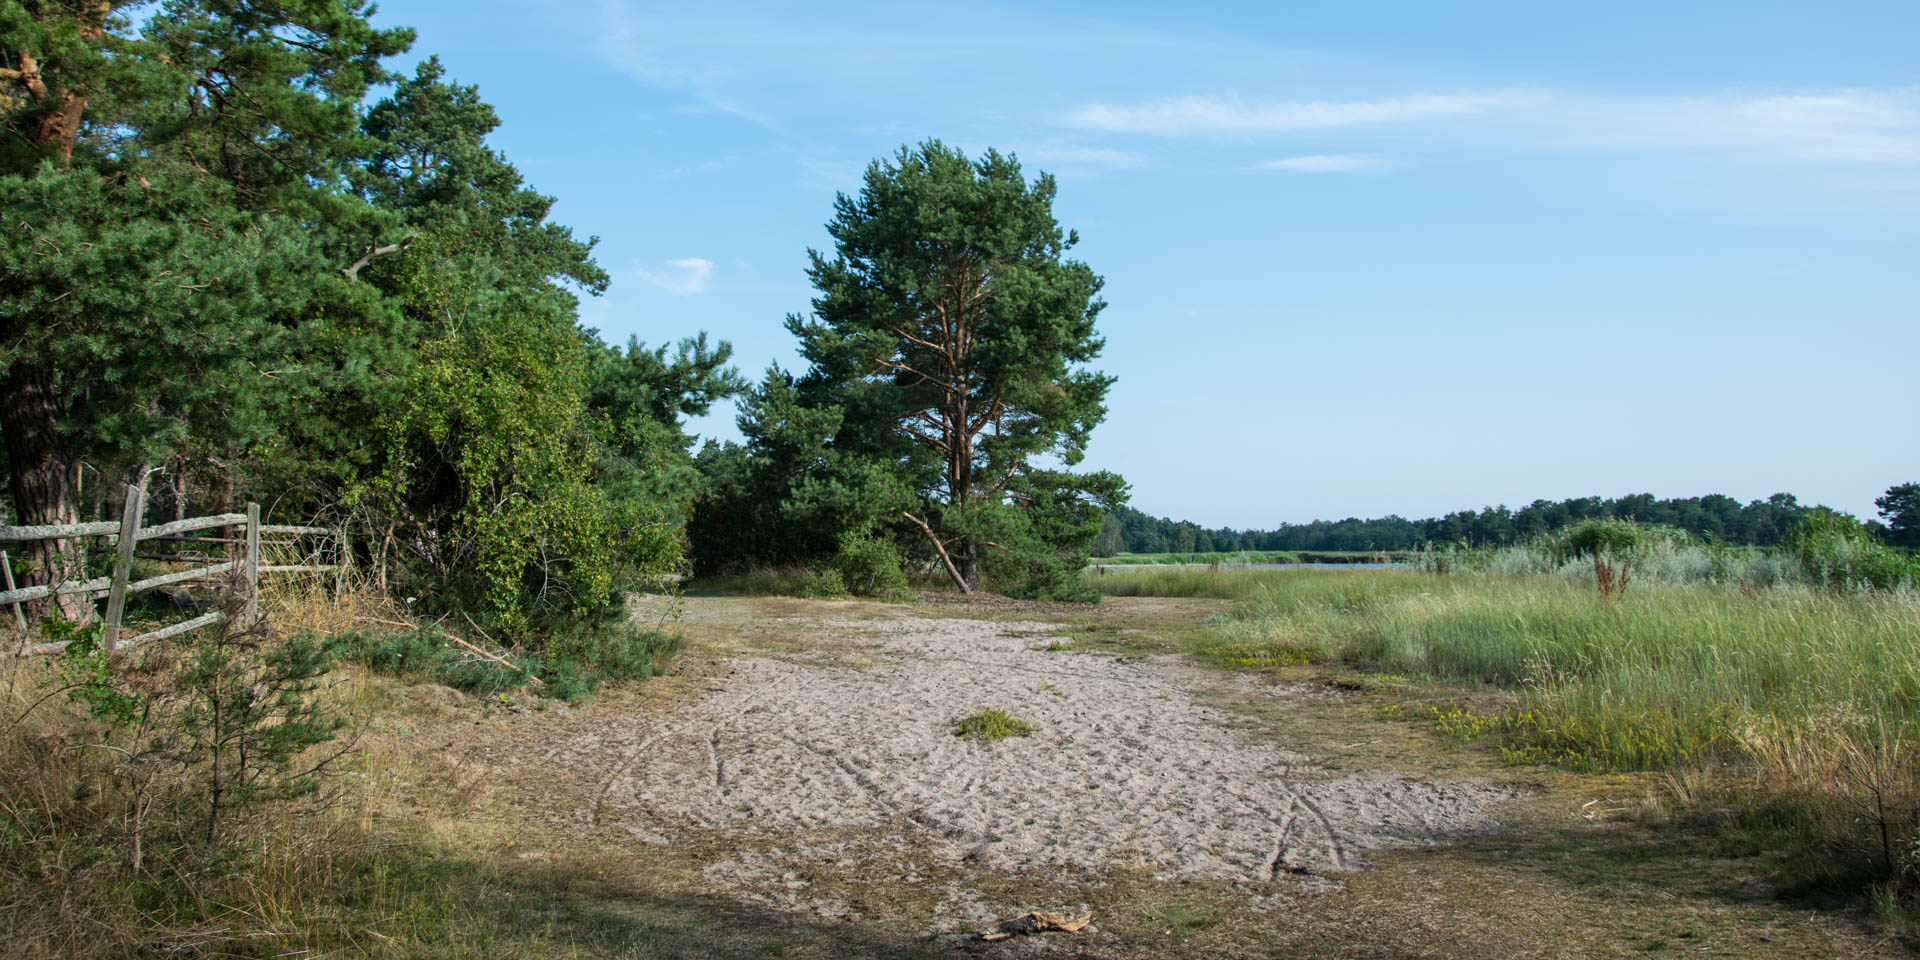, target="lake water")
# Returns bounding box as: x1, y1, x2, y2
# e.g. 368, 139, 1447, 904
1090, 562, 1411, 571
